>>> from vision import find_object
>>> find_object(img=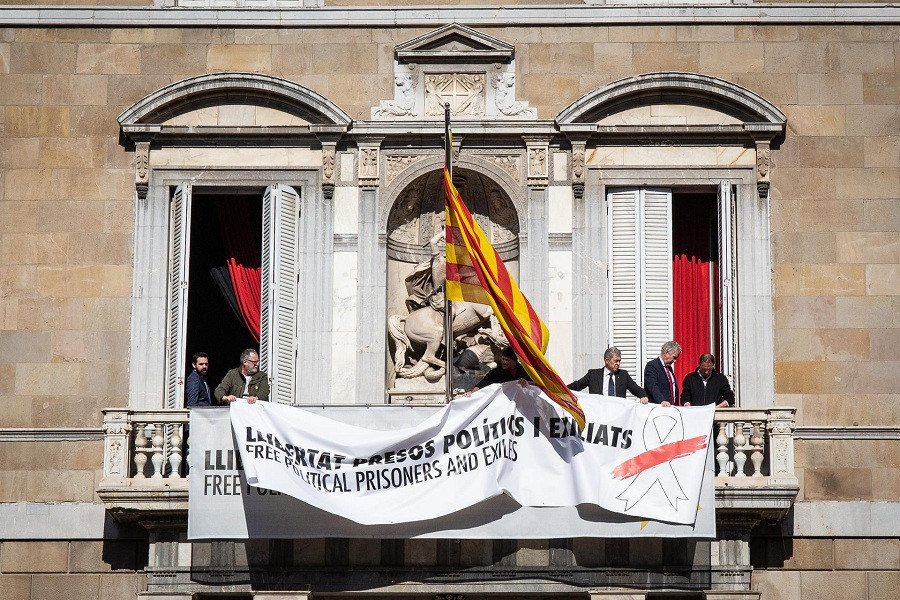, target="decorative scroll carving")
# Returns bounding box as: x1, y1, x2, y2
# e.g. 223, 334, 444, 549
135, 142, 150, 200
425, 73, 485, 117
571, 142, 586, 199
322, 145, 336, 200
492, 72, 536, 118
323, 146, 336, 184
373, 73, 419, 118
756, 141, 771, 200
358, 147, 379, 186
